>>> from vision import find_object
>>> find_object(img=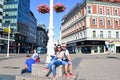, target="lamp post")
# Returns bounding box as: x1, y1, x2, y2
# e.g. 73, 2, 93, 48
46, 0, 55, 63
18, 43, 20, 54
37, 0, 66, 63
7, 24, 10, 57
